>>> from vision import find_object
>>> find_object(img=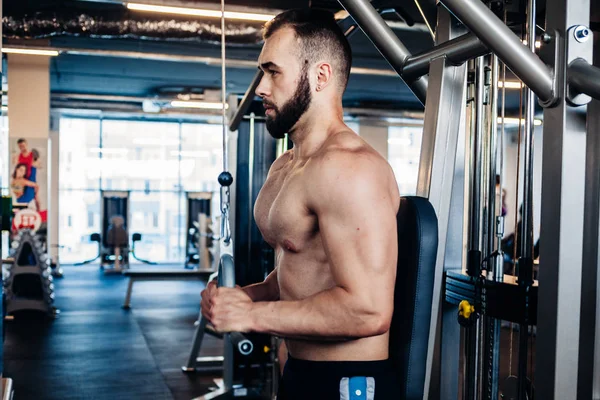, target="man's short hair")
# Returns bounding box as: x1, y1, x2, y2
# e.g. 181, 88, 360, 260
17, 138, 26, 144
263, 9, 352, 92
